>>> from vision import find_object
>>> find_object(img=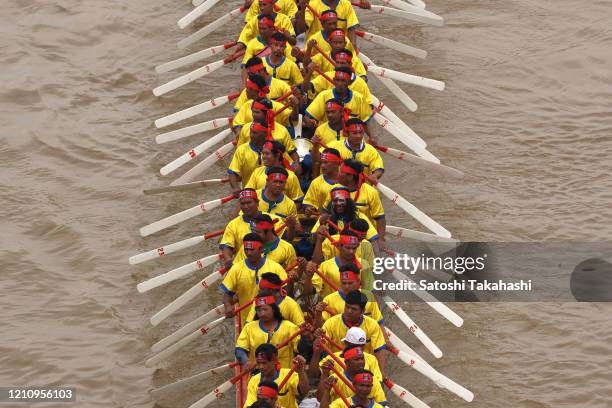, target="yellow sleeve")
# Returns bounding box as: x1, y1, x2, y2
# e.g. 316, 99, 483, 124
368, 301, 383, 323
233, 104, 250, 129
353, 57, 367, 77
369, 321, 386, 353
363, 217, 379, 241
357, 96, 374, 123
272, 101, 292, 125
278, 13, 296, 35
244, 303, 256, 324
220, 264, 239, 295
355, 78, 373, 106
228, 148, 244, 178
287, 300, 305, 326
279, 126, 297, 152
220, 219, 239, 250
237, 124, 250, 146
283, 0, 298, 17
238, 18, 255, 45
305, 91, 327, 122
302, 179, 320, 208
243, 375, 259, 408
310, 74, 329, 96
322, 238, 335, 260
369, 188, 385, 219
236, 321, 251, 351
287, 172, 304, 201
372, 380, 387, 403
369, 149, 384, 173
245, 2, 258, 22
272, 262, 289, 281
345, 3, 360, 30
290, 61, 304, 87
244, 167, 260, 189
234, 89, 248, 112
285, 243, 297, 269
